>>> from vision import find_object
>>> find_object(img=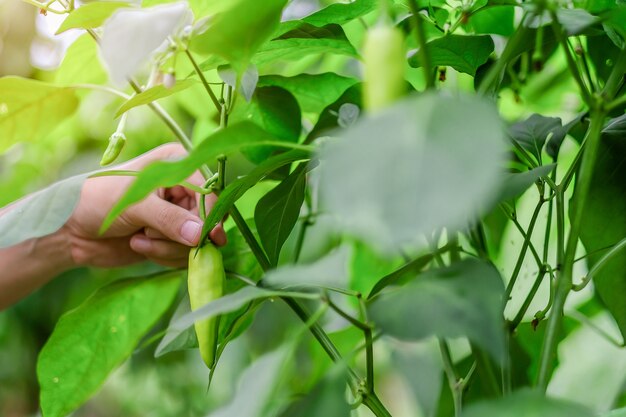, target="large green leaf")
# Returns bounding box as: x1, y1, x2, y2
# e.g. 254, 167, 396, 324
115, 78, 197, 117
253, 23, 358, 66
461, 389, 593, 417
191, 0, 288, 72
467, 6, 515, 36
509, 114, 563, 164
258, 73, 358, 115
55, 34, 108, 85
369, 259, 506, 361
56, 1, 129, 34
297, 0, 375, 28
317, 93, 506, 253
38, 271, 182, 417
230, 86, 302, 163
578, 137, 626, 341
0, 77, 80, 152
602, 408, 626, 417
409, 35, 494, 76
305, 83, 362, 143
102, 122, 286, 232
0, 173, 88, 248
255, 164, 307, 266
497, 164, 555, 202
200, 149, 311, 244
